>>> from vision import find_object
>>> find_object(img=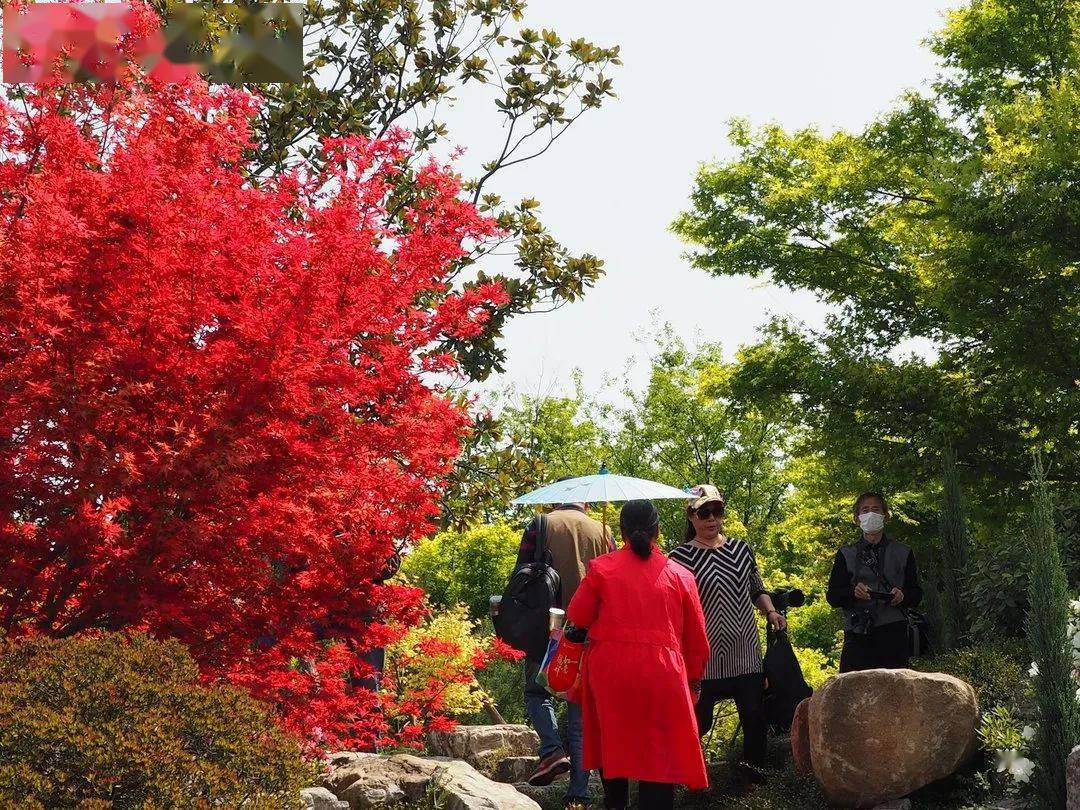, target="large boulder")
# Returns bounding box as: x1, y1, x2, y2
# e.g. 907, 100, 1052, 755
791, 697, 813, 775
320, 752, 539, 810
807, 669, 978, 808
428, 724, 539, 770
1068, 745, 1080, 810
